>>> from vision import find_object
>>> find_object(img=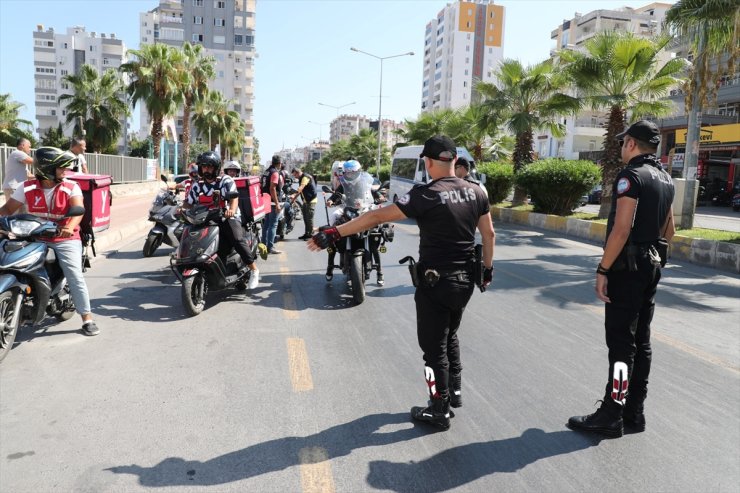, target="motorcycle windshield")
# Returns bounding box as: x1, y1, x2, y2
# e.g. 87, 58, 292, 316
341, 173, 374, 211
